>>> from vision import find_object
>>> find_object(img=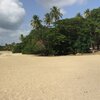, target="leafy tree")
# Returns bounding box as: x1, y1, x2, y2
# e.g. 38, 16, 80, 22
12, 7, 100, 55
20, 34, 24, 42
12, 43, 23, 53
